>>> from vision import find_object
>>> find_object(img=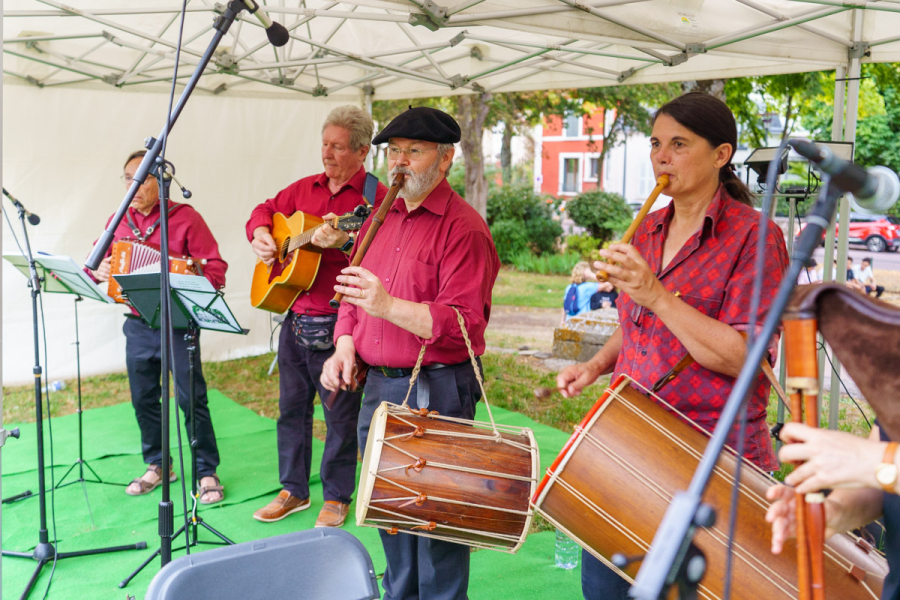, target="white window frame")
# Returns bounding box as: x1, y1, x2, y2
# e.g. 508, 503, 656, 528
563, 113, 583, 138
583, 152, 601, 182
559, 153, 583, 196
